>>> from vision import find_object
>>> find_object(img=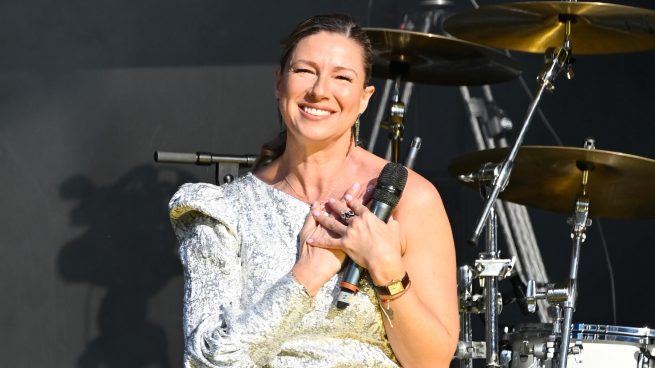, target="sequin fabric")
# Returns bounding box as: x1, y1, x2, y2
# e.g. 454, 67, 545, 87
169, 173, 399, 367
